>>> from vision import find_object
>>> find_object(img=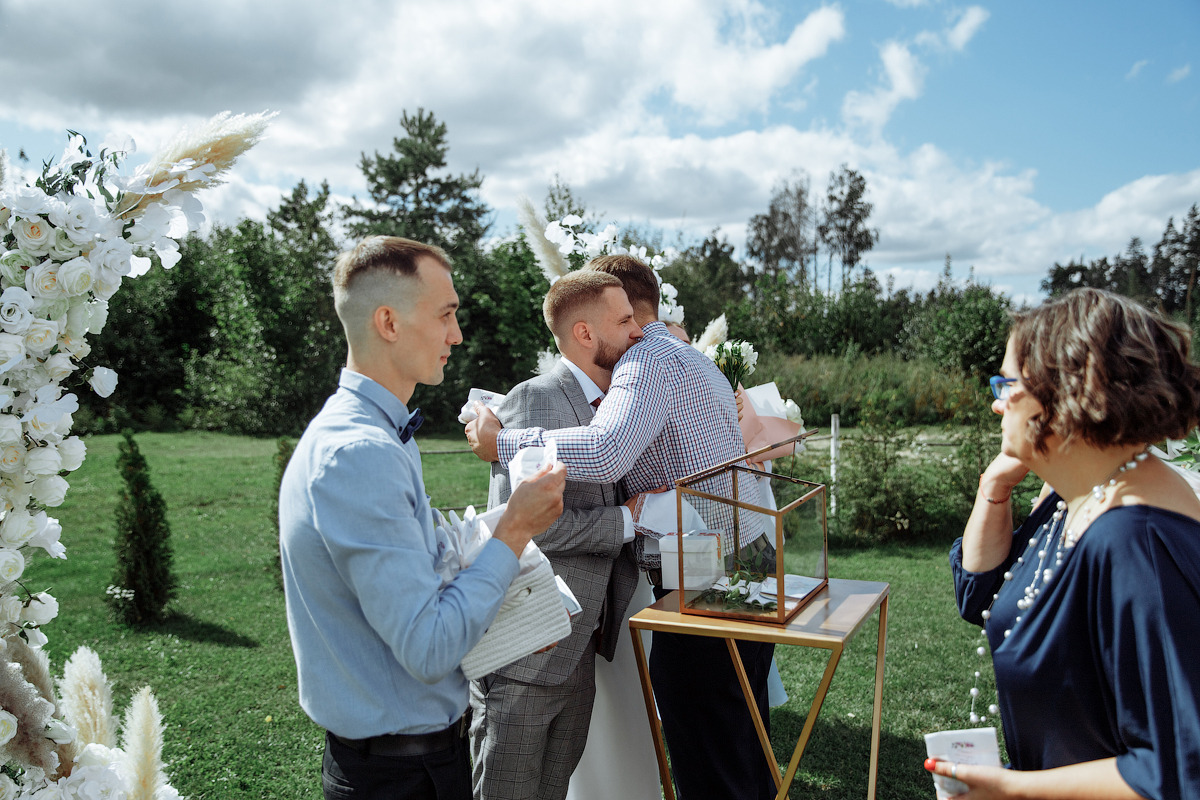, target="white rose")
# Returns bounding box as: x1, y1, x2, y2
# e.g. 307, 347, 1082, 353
0, 709, 17, 748
89, 367, 118, 398
31, 296, 68, 322
56, 257, 94, 297
0, 286, 34, 334
0, 595, 22, 625
1, 509, 36, 547
87, 237, 133, 279
25, 259, 63, 299
0, 771, 15, 800
24, 628, 47, 648
23, 319, 60, 357
0, 250, 37, 287
24, 445, 62, 477
0, 548, 25, 582
47, 227, 81, 261
58, 332, 91, 359
75, 742, 121, 770
0, 333, 25, 374
0, 444, 21, 474
8, 186, 52, 218
28, 514, 65, 560
11, 216, 52, 255
49, 195, 99, 246
32, 475, 68, 506
0, 478, 30, 516
57, 437, 86, 472
23, 390, 78, 441
43, 352, 76, 383
93, 267, 123, 300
